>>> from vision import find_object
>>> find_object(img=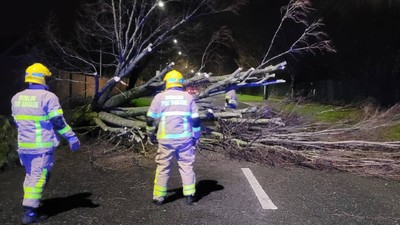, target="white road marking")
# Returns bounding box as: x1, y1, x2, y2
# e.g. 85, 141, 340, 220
242, 168, 278, 210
